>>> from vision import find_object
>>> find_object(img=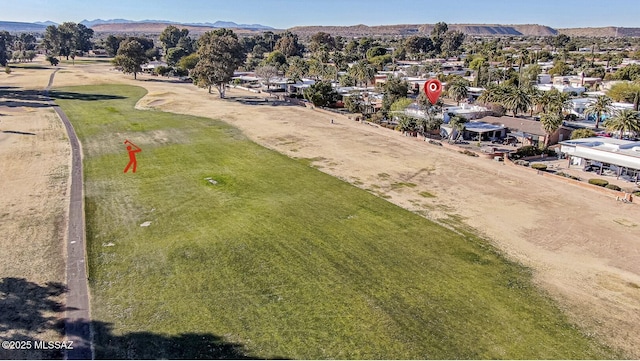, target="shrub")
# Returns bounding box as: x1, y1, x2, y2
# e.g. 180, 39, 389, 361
4, 66, 11, 74
588, 179, 609, 187
555, 172, 580, 181
633, 191, 640, 197
531, 163, 547, 170
605, 184, 621, 191
459, 150, 478, 157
